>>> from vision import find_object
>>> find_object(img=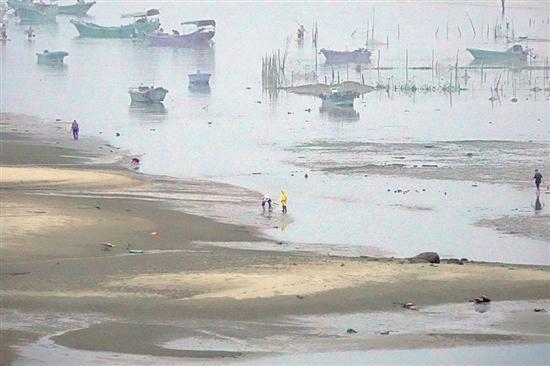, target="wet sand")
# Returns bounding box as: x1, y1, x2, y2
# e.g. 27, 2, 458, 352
1, 113, 549, 363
